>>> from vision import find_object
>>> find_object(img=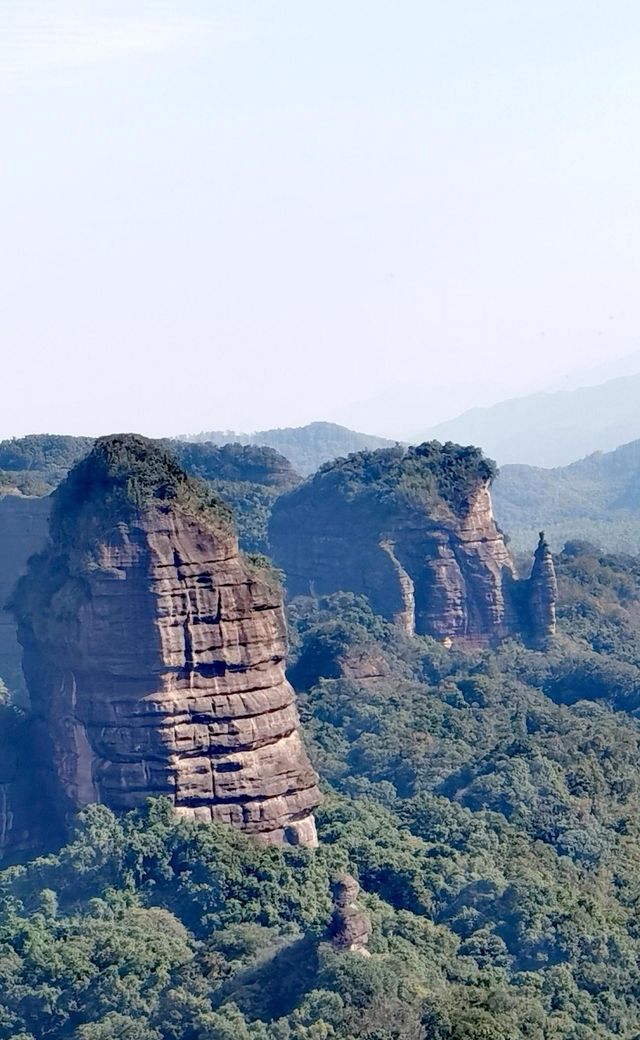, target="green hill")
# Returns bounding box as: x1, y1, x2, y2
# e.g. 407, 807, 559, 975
180, 421, 396, 475
493, 438, 640, 554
